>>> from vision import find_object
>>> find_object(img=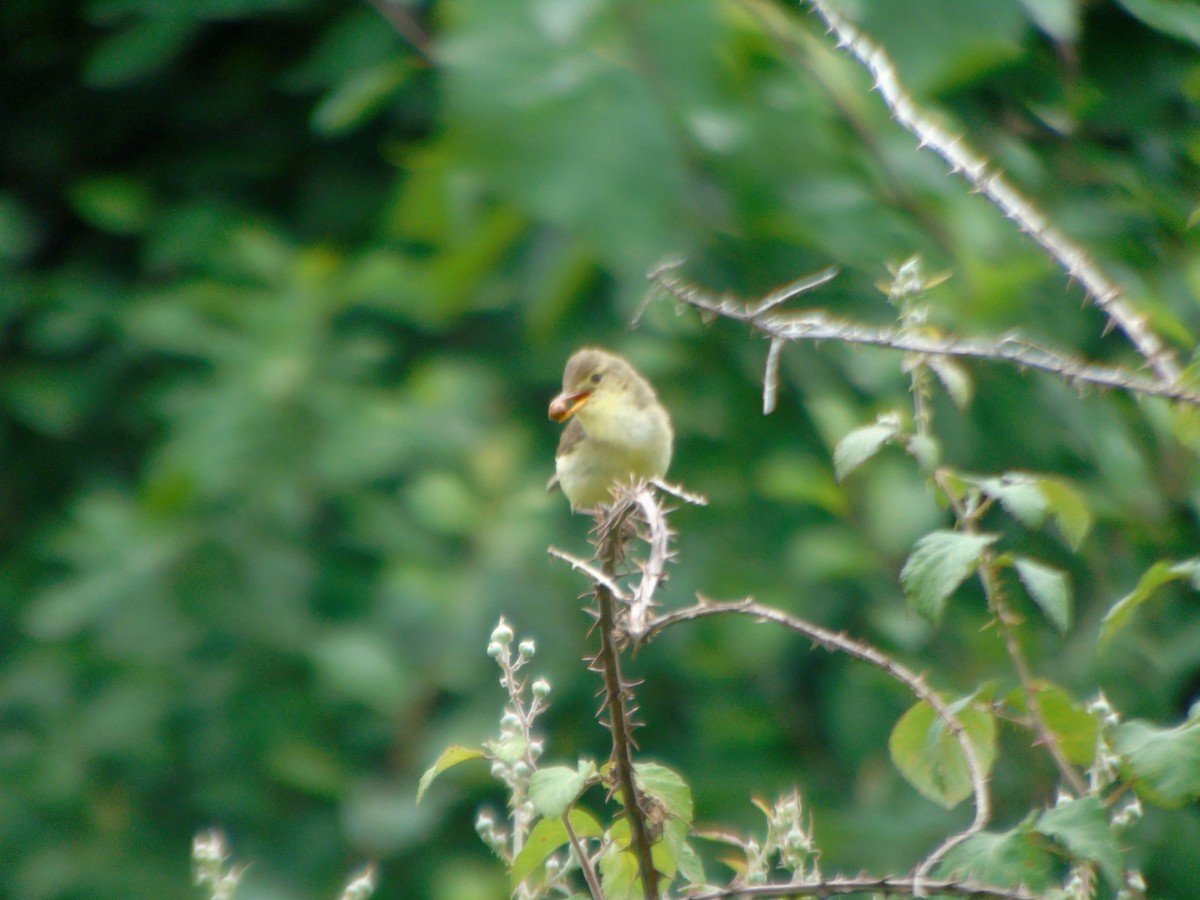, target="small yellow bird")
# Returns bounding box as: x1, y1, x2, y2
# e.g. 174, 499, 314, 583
548, 347, 673, 511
